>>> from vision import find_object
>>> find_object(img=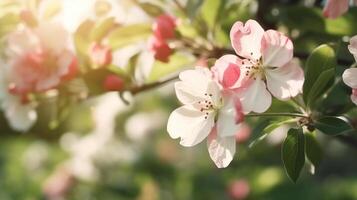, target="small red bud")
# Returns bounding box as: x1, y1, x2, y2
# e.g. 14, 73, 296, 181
103, 75, 125, 91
